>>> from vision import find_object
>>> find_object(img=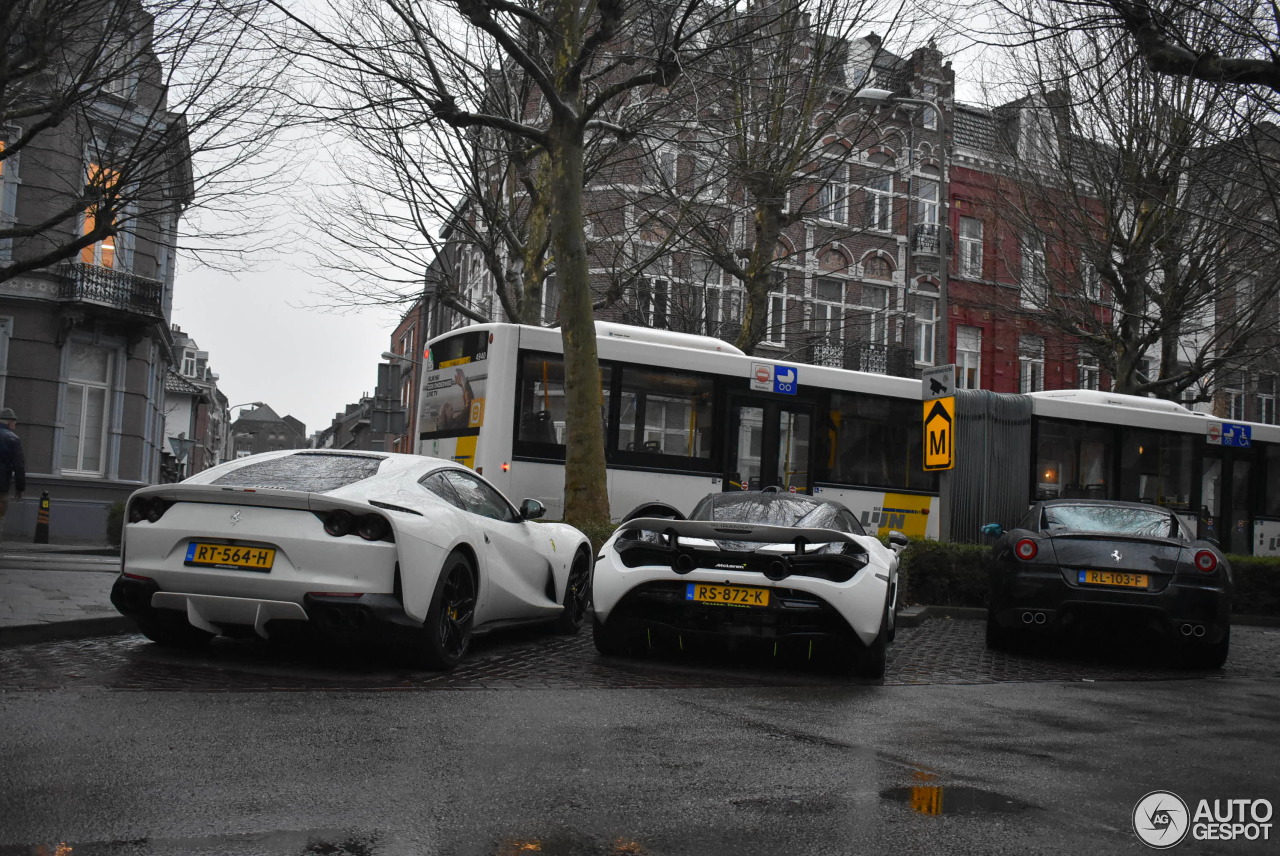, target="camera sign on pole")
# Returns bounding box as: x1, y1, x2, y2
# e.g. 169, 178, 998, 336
922, 365, 956, 471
